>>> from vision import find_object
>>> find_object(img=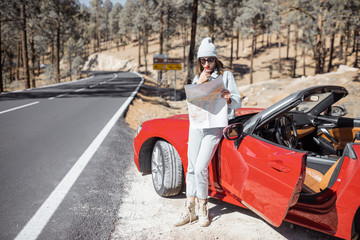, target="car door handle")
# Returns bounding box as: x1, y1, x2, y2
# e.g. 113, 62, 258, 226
268, 160, 290, 173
